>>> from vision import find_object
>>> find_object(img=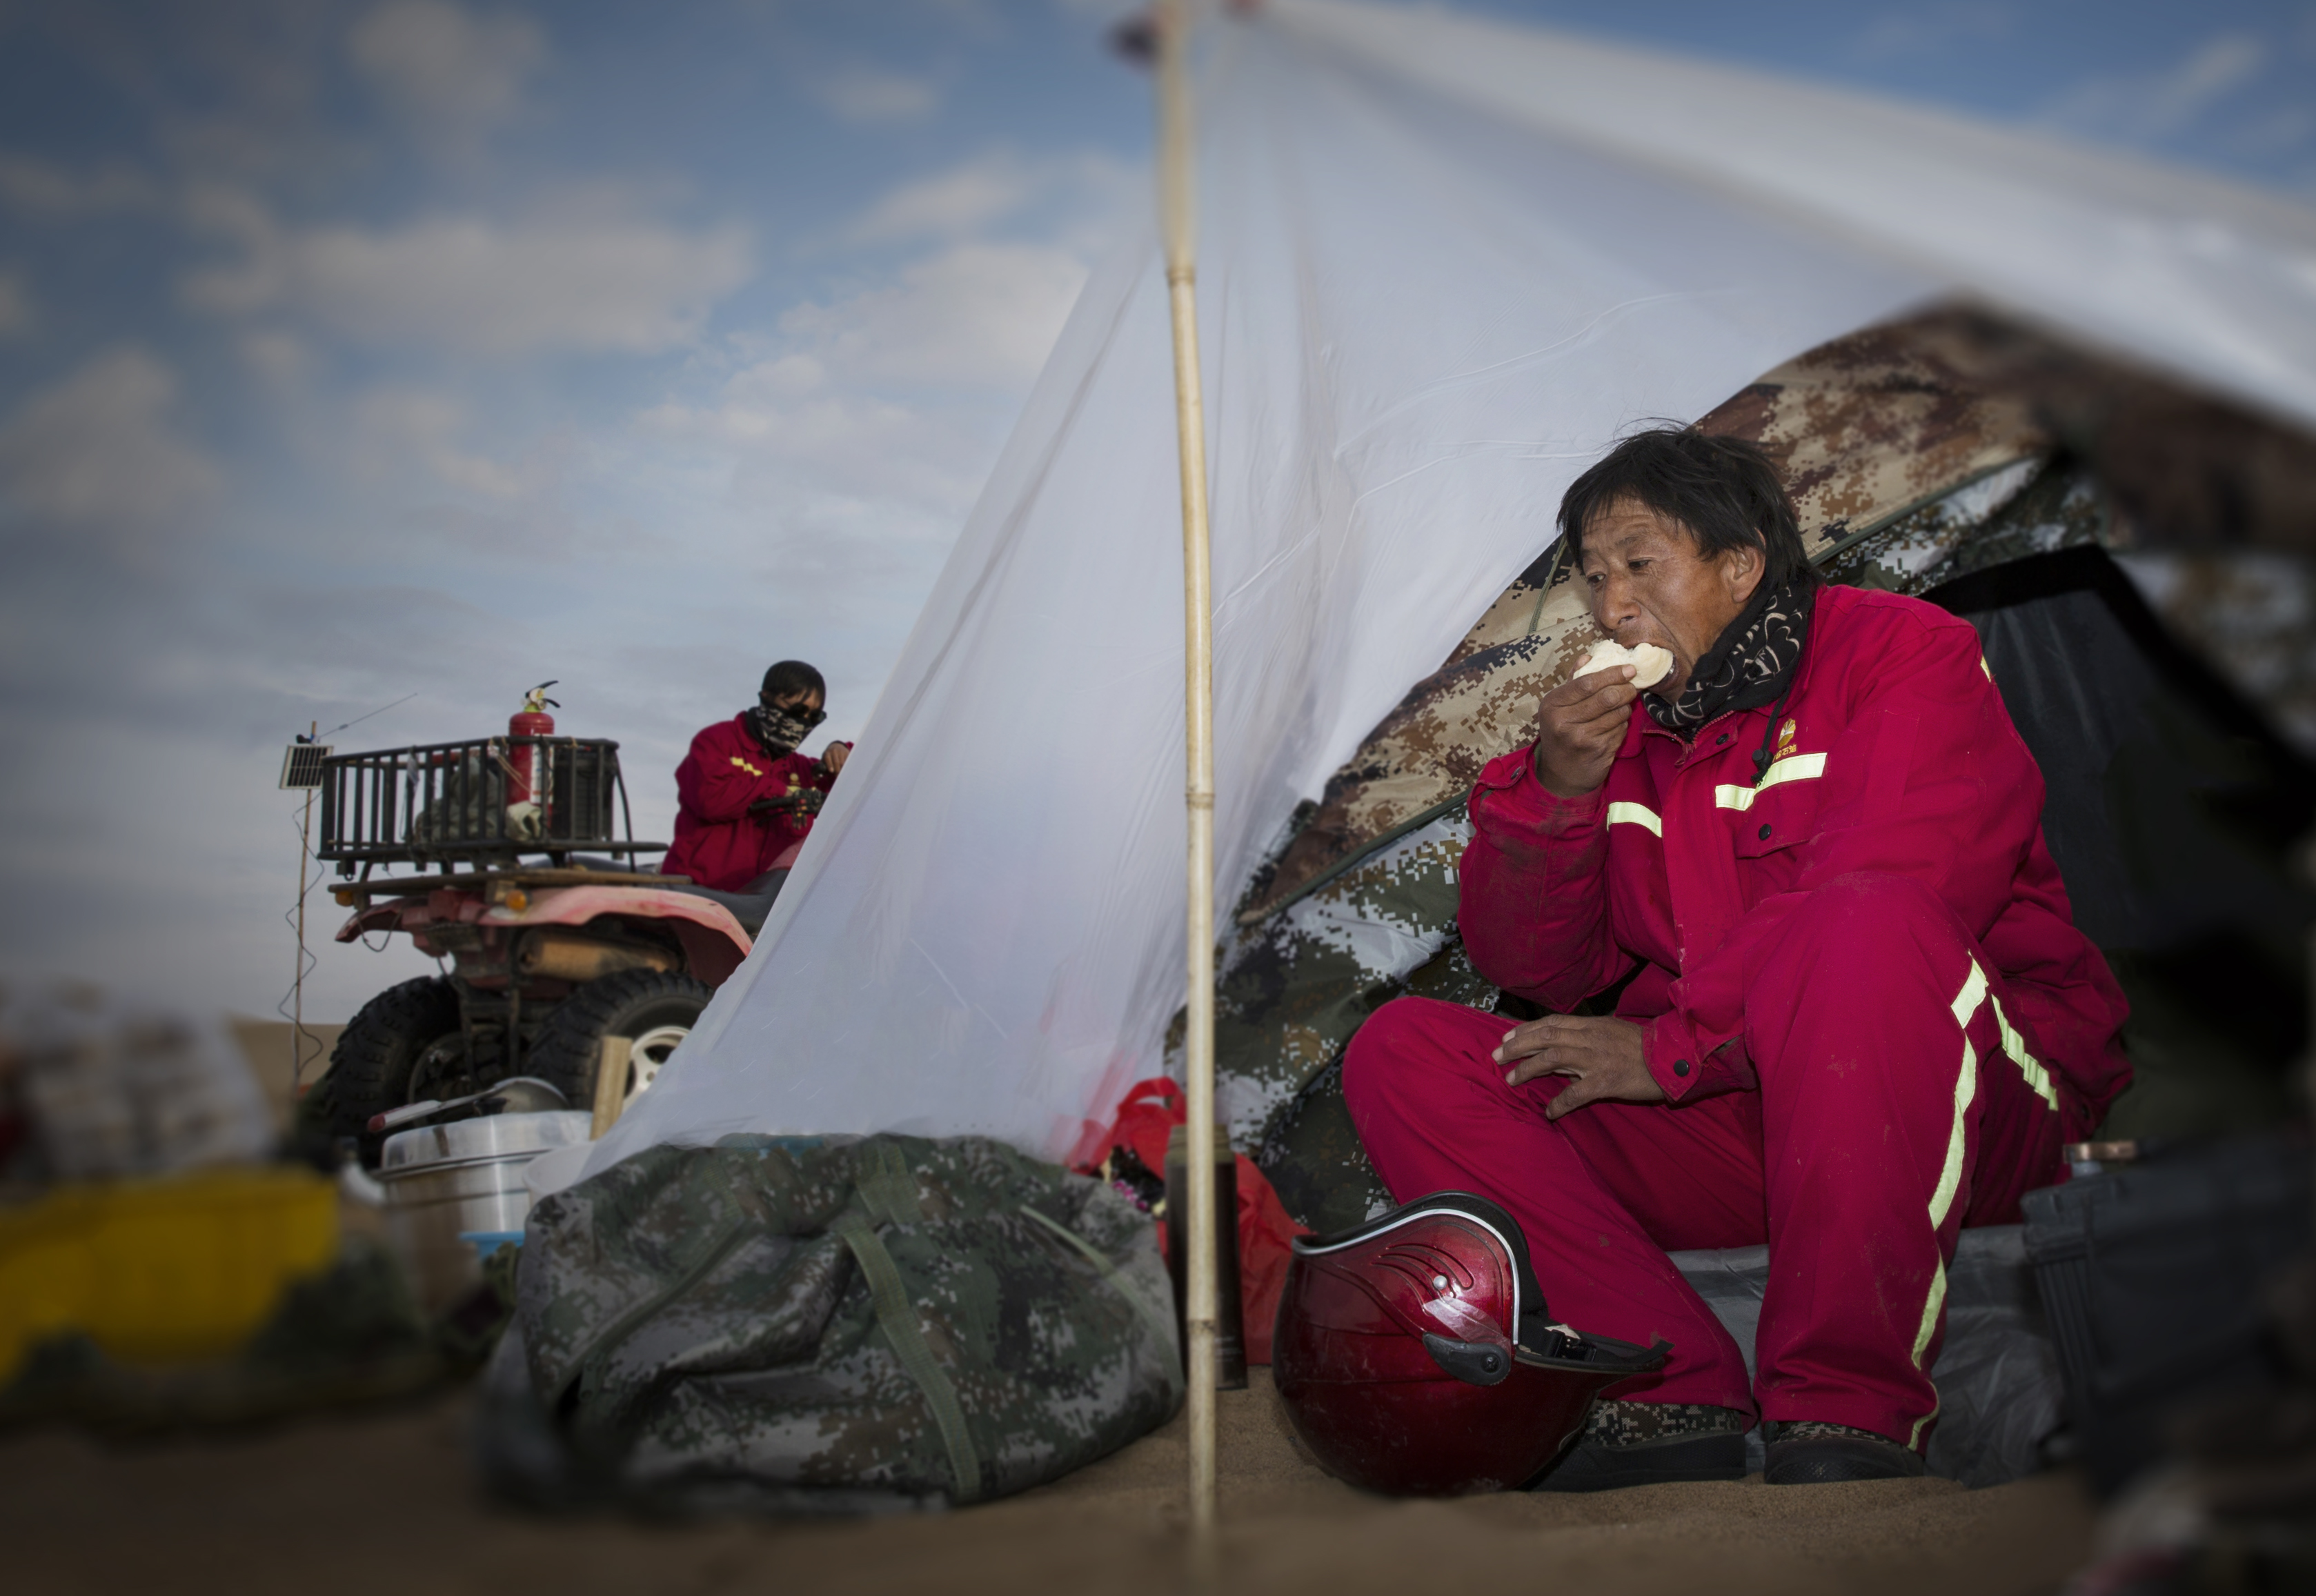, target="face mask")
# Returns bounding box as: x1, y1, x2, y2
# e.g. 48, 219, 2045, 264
749, 700, 821, 755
